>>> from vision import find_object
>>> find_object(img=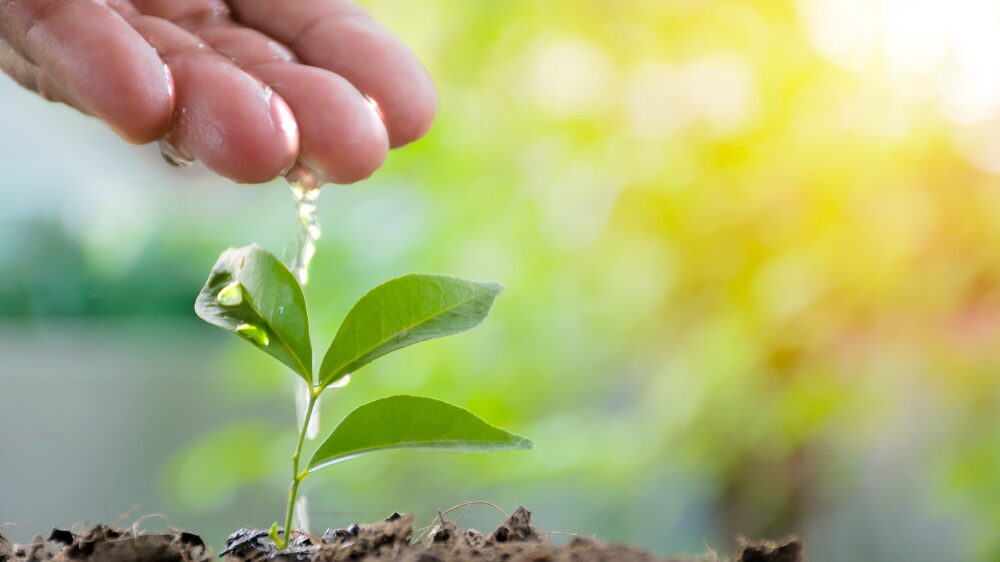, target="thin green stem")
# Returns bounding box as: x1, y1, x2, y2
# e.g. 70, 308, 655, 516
280, 390, 320, 549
